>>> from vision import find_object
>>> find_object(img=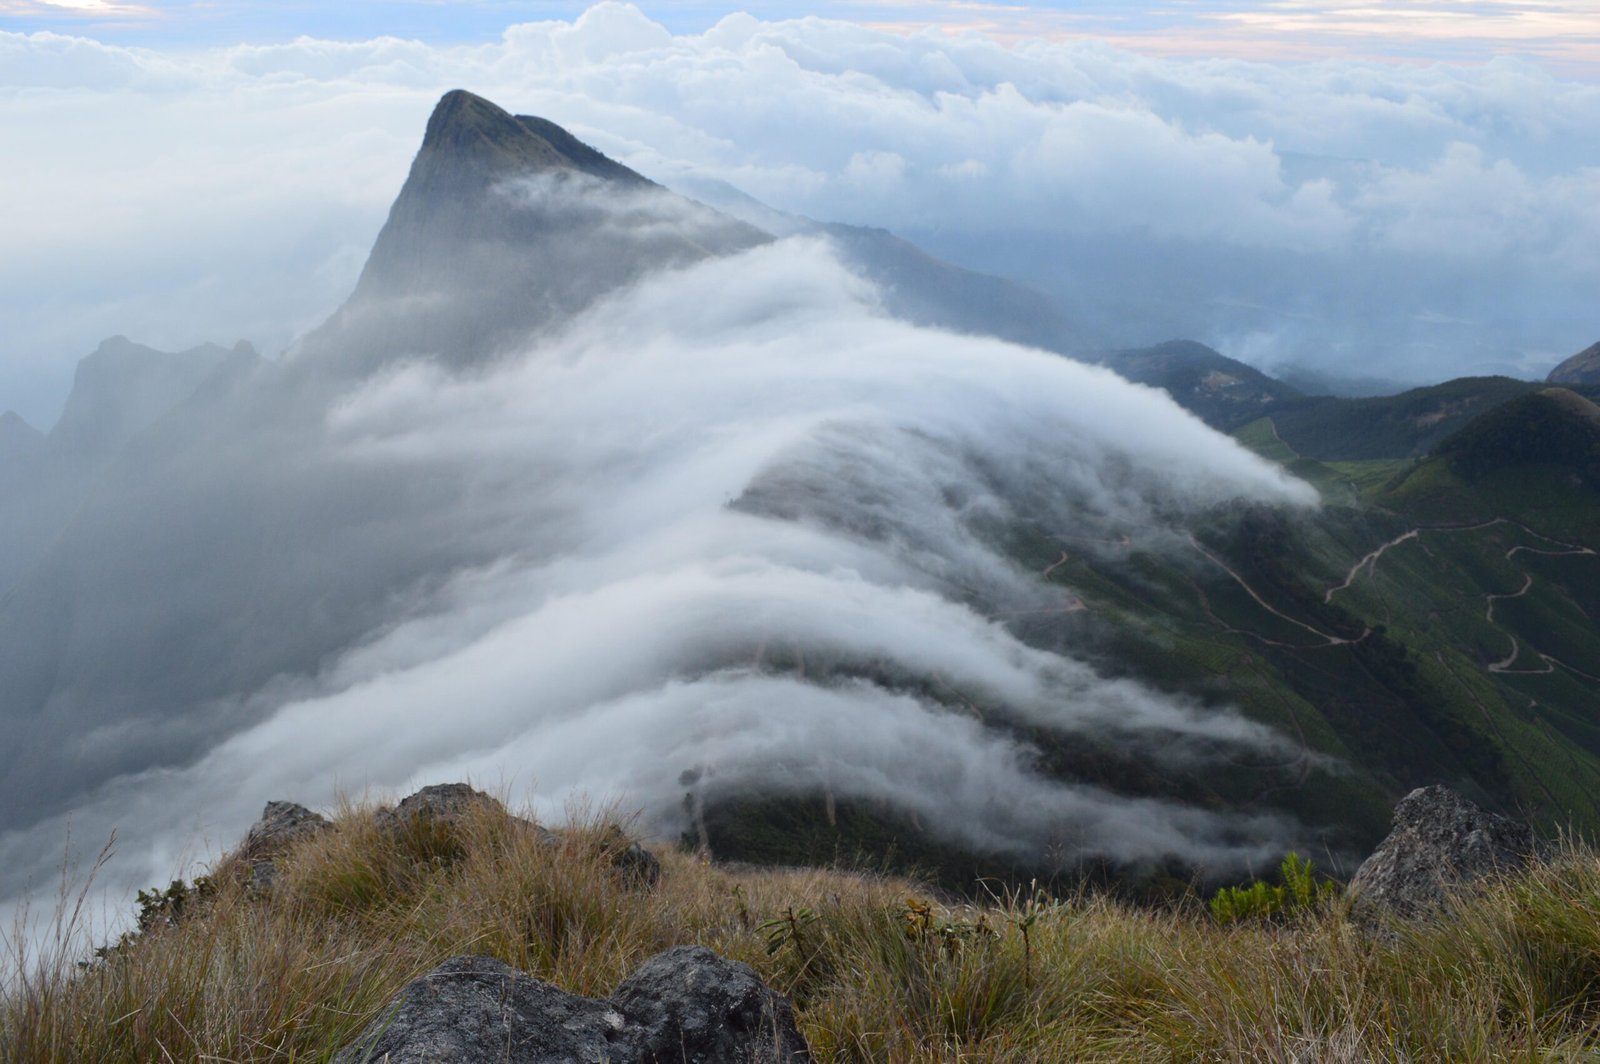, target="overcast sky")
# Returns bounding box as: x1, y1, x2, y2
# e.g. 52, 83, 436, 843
3, 1, 1598, 425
